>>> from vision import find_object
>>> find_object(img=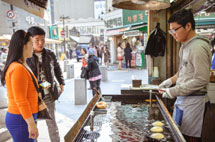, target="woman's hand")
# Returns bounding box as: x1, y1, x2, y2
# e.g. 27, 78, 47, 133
25, 116, 39, 139
28, 123, 39, 139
